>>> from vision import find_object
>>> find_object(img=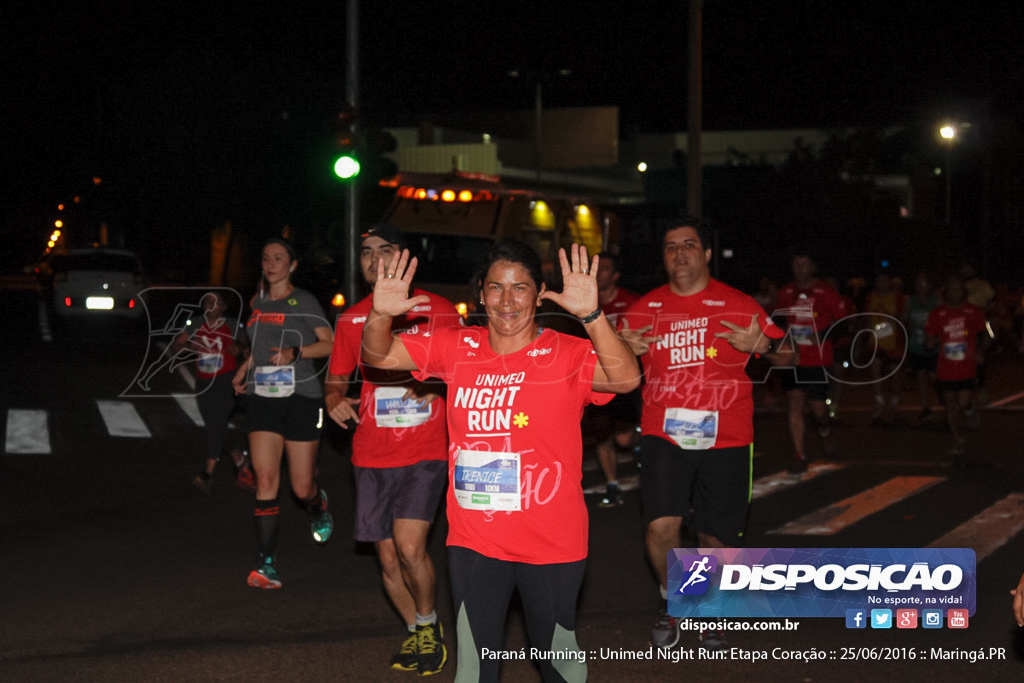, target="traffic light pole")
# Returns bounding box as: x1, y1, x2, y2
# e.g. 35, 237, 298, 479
343, 0, 361, 310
